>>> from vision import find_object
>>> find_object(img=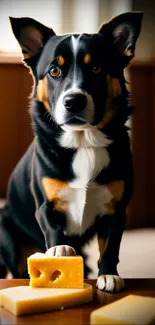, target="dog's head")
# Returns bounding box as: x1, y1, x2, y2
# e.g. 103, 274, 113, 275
10, 12, 143, 131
